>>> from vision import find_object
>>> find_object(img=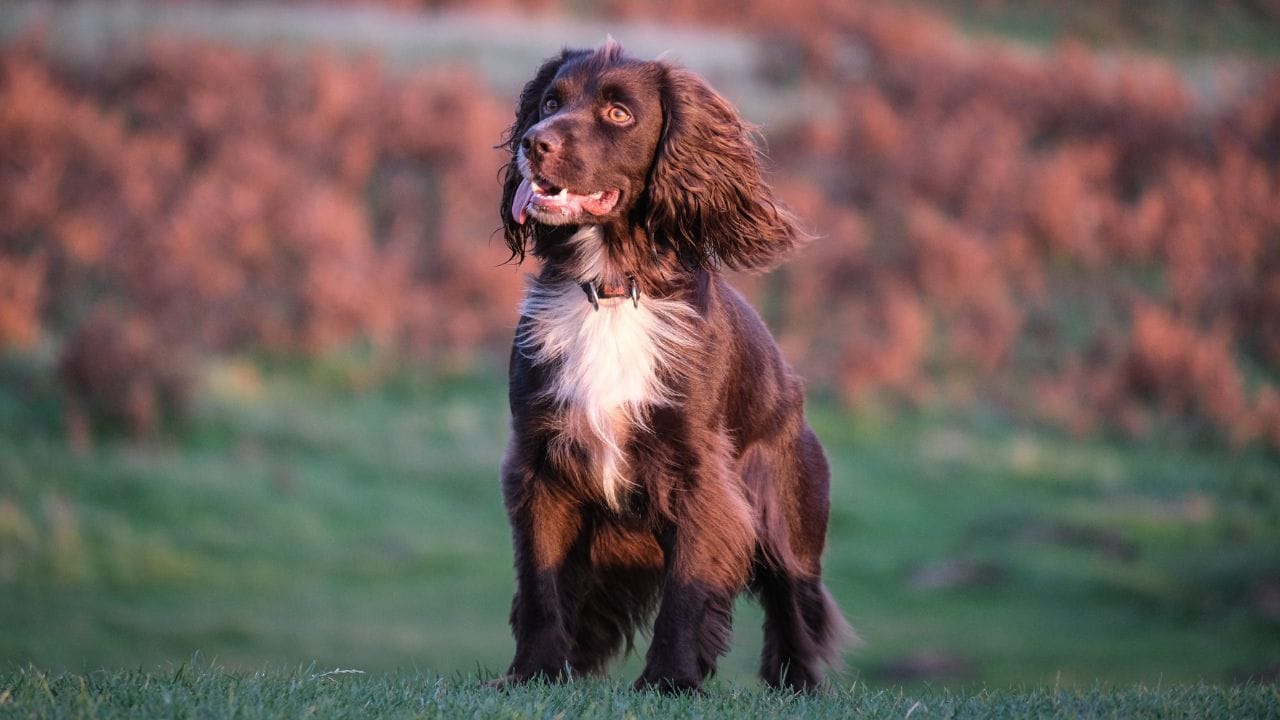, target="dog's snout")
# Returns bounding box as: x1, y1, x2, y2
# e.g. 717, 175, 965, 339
521, 127, 562, 159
